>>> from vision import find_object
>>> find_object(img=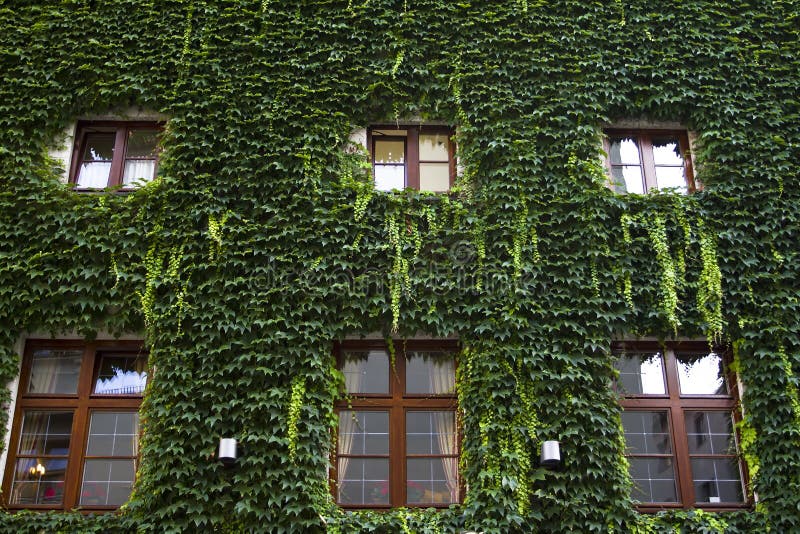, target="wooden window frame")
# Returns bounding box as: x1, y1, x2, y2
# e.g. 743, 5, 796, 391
2, 339, 146, 511
603, 129, 697, 193
614, 341, 750, 512
368, 125, 456, 191
69, 121, 163, 190
332, 339, 461, 509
